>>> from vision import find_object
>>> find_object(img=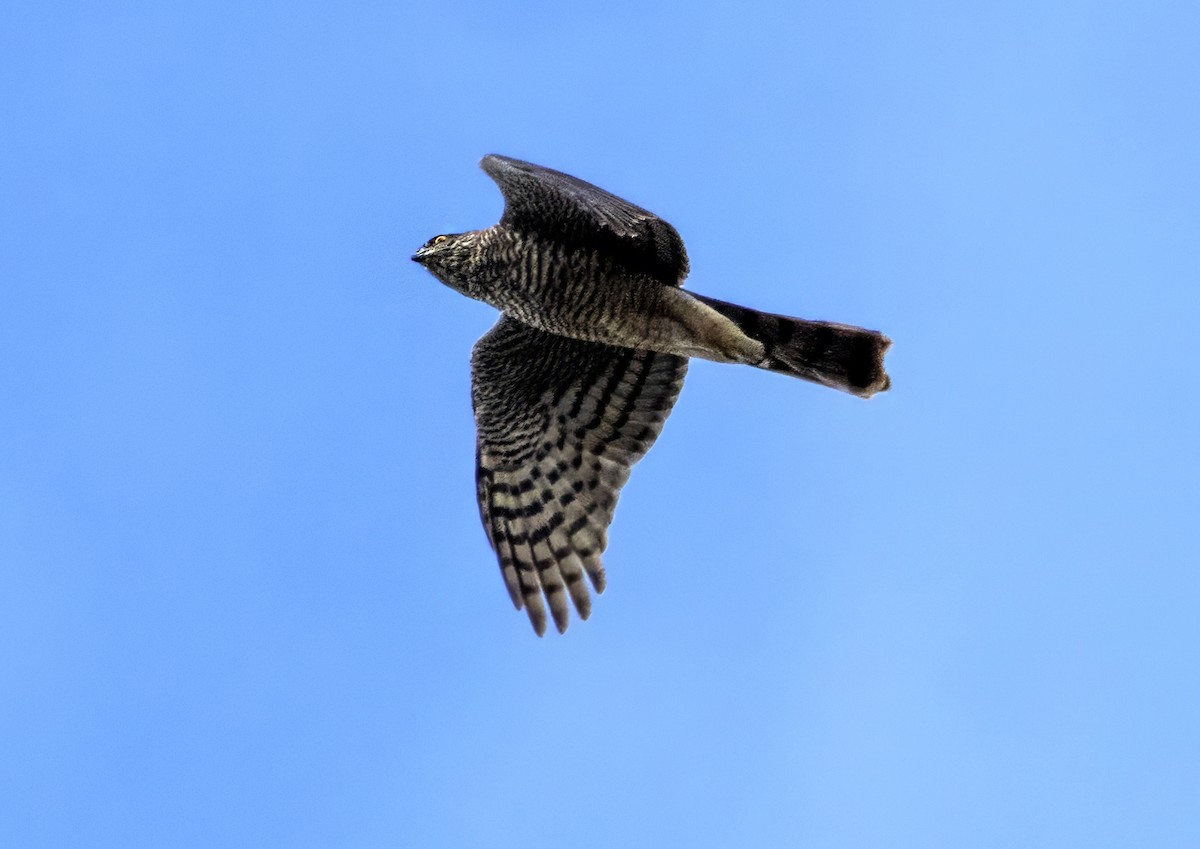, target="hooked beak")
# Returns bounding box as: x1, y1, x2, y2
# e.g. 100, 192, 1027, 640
411, 249, 427, 264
